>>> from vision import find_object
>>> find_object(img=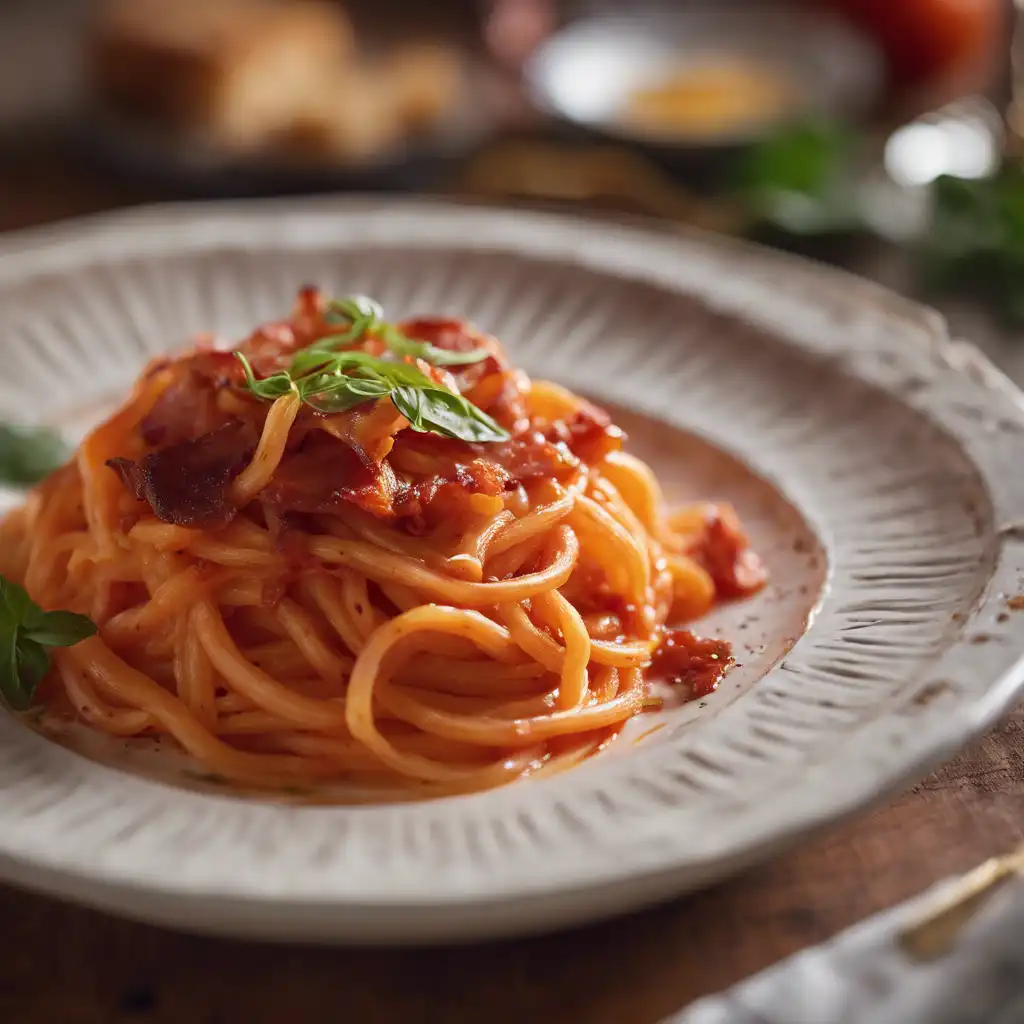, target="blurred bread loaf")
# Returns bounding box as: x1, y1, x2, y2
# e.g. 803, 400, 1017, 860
90, 0, 464, 163
275, 46, 463, 160
270, 69, 406, 161
383, 45, 462, 132
91, 0, 355, 150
